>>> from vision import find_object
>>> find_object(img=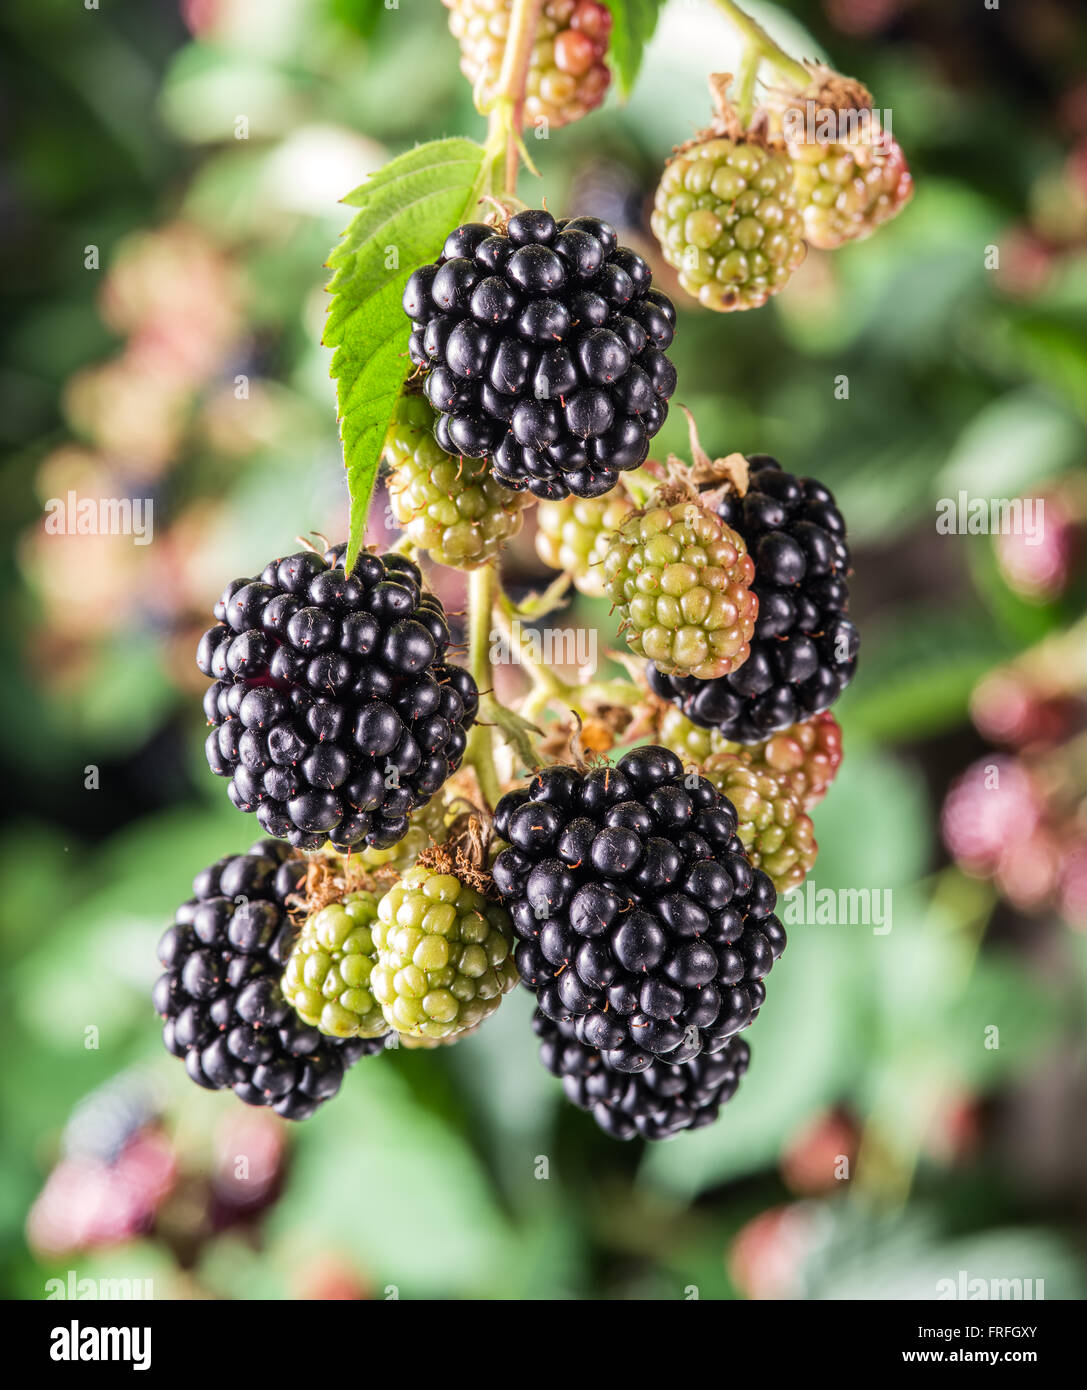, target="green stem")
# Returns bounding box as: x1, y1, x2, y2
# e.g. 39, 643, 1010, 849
495, 593, 571, 703
710, 0, 810, 88
734, 42, 761, 126
490, 0, 545, 195
464, 565, 503, 809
